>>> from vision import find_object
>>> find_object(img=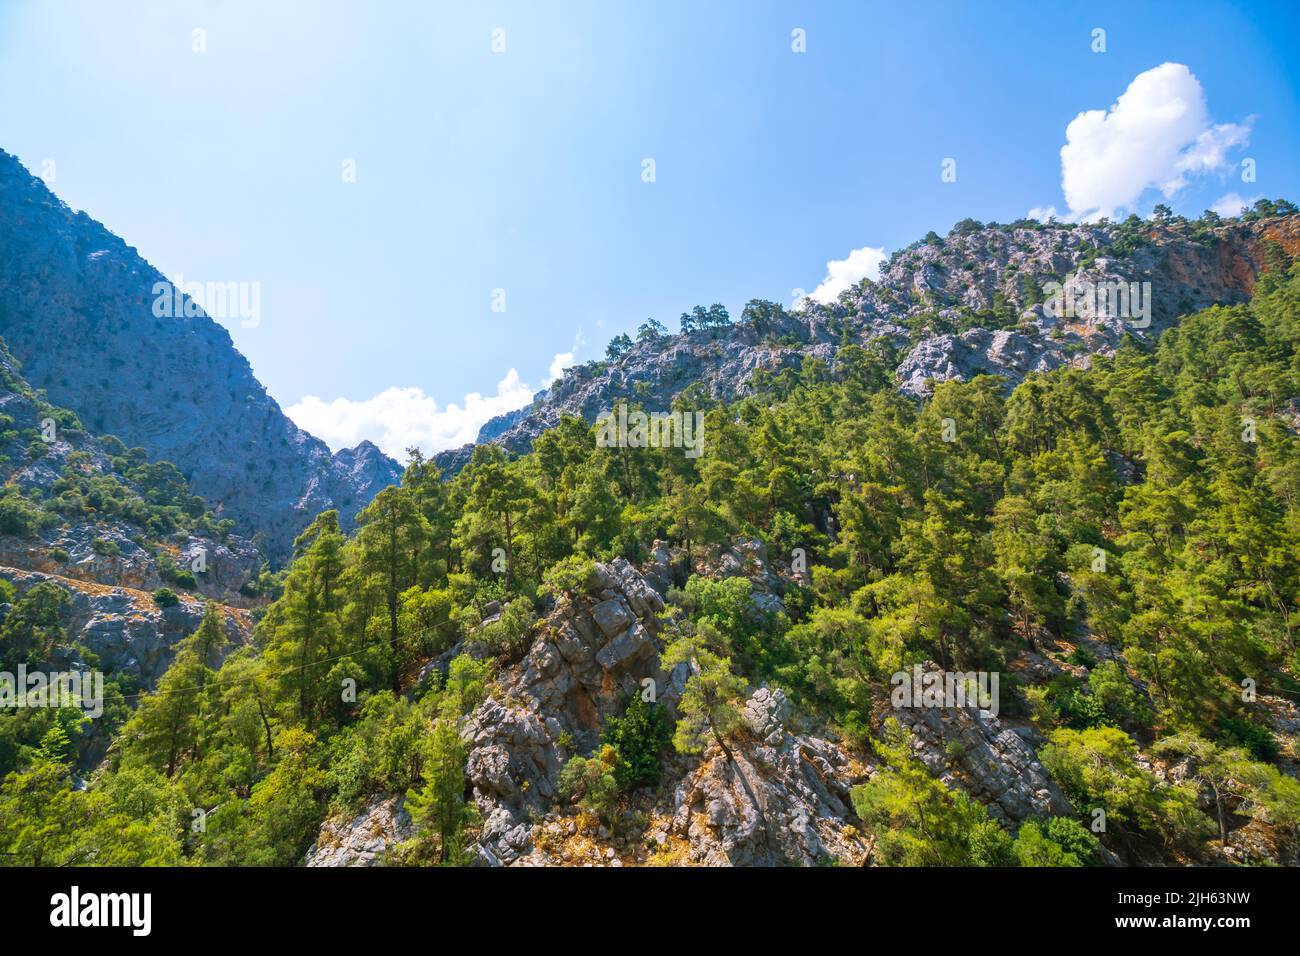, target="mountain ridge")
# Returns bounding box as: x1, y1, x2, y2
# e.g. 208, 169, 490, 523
0, 150, 402, 562
435, 205, 1300, 474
